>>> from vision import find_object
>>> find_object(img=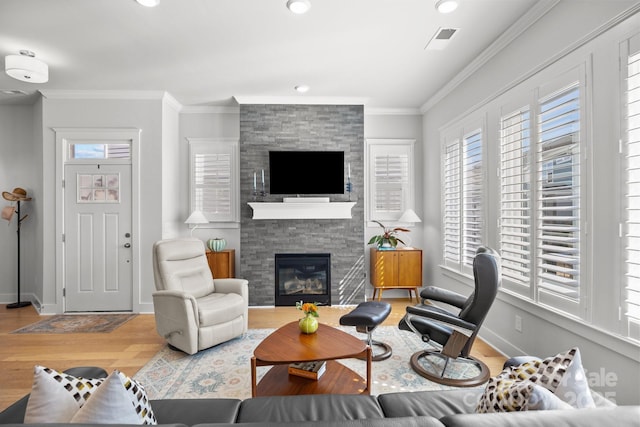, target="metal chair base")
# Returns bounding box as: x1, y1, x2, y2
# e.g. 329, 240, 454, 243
409, 349, 490, 387
365, 338, 392, 361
